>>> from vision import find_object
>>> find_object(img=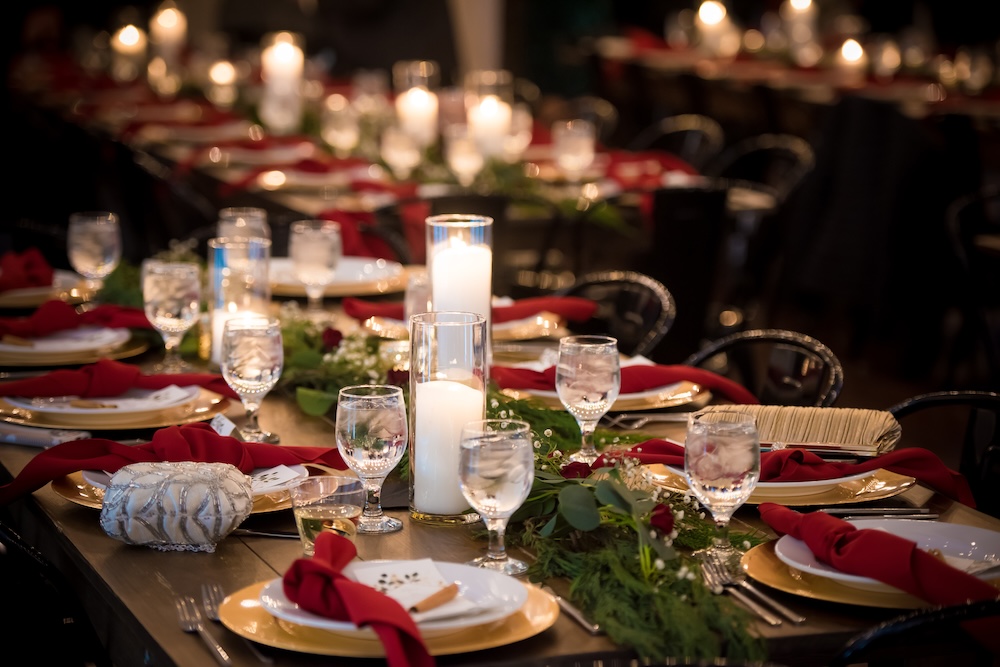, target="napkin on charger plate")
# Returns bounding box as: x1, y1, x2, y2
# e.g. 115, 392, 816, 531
593, 439, 977, 507
0, 422, 348, 505
283, 531, 434, 667
342, 296, 600, 325
0, 299, 152, 338
0, 248, 54, 293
